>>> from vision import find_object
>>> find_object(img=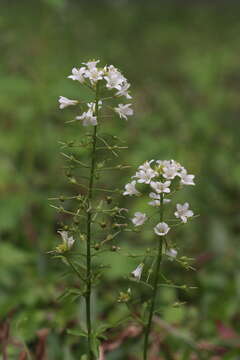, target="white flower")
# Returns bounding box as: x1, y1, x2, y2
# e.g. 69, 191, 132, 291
148, 200, 160, 207
115, 104, 133, 120
134, 168, 157, 184
154, 222, 170, 236
123, 180, 140, 196
82, 60, 103, 84
87, 100, 102, 113
58, 231, 75, 250
162, 164, 179, 180
174, 203, 194, 223
115, 82, 132, 99
104, 65, 126, 90
148, 191, 160, 207
85, 67, 103, 84
156, 160, 170, 167
76, 110, 97, 126
180, 169, 195, 186
150, 181, 171, 194
138, 160, 154, 171
148, 192, 171, 207
165, 248, 177, 259
131, 263, 144, 280
132, 212, 147, 226
68, 67, 86, 83
58, 96, 78, 109
83, 60, 100, 69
